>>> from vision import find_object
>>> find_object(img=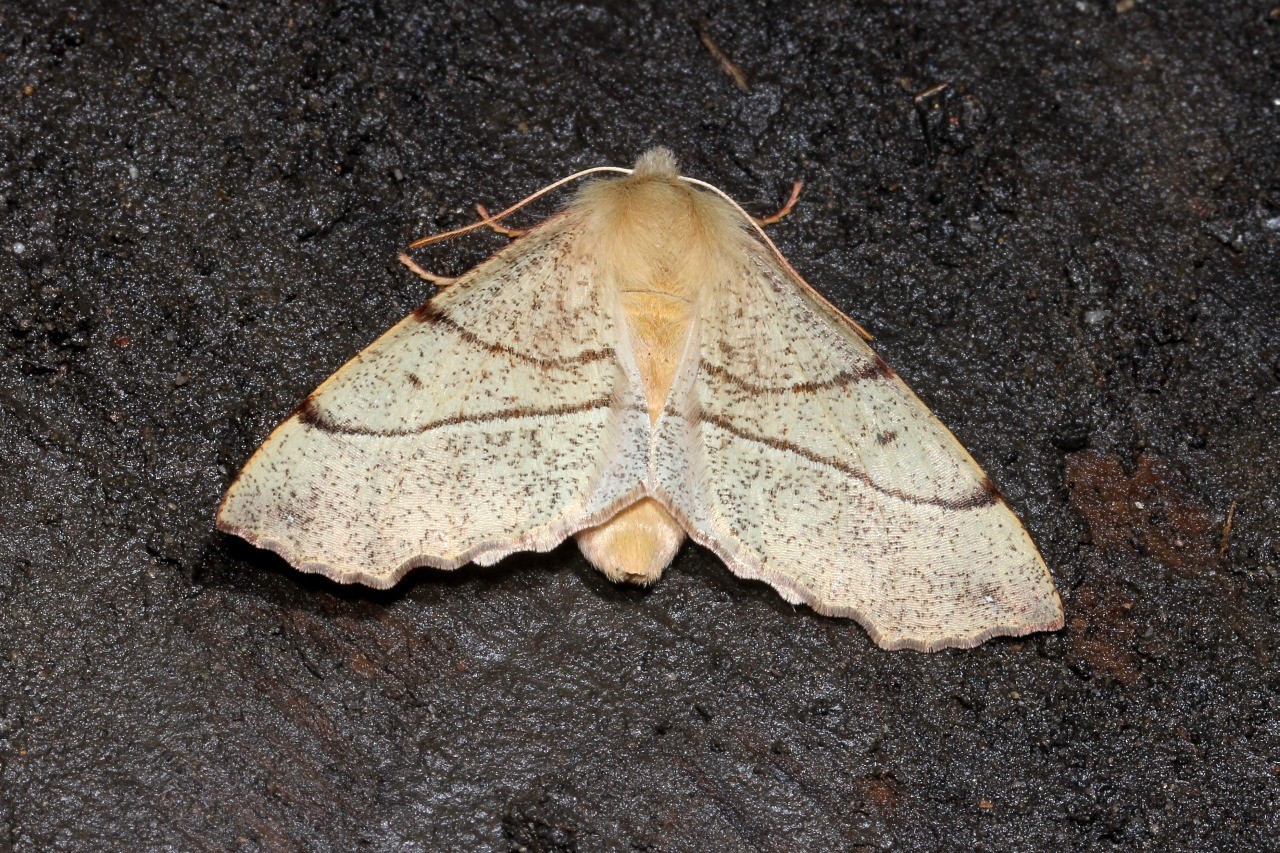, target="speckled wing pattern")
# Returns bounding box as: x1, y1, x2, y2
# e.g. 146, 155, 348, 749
652, 240, 1064, 651
217, 217, 651, 587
